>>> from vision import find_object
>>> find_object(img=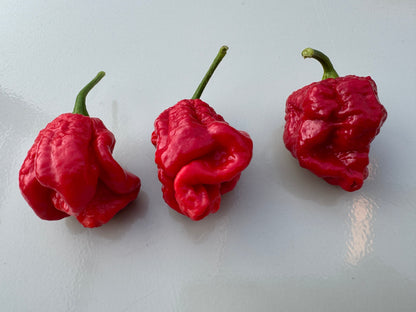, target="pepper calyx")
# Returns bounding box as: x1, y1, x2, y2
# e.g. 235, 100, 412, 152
73, 71, 106, 116
302, 48, 339, 80
191, 46, 228, 100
